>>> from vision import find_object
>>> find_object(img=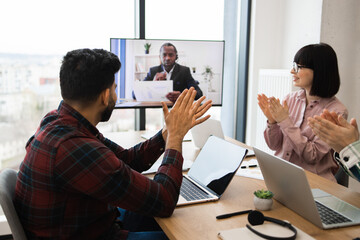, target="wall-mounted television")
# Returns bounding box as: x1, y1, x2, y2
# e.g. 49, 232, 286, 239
110, 38, 224, 108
